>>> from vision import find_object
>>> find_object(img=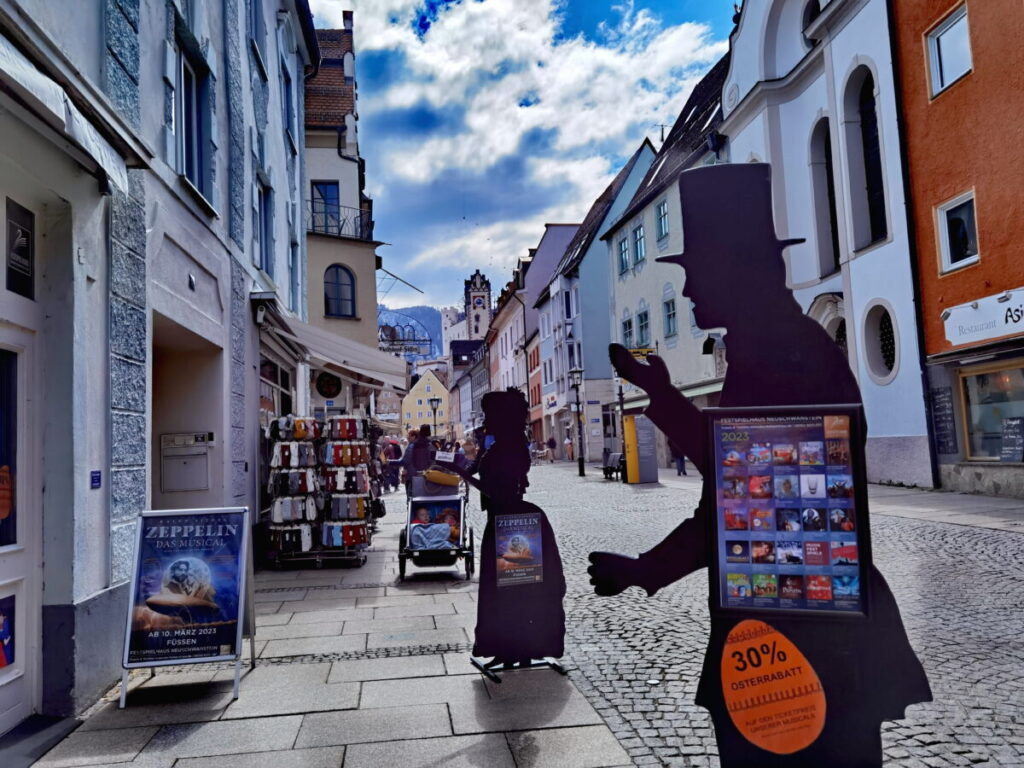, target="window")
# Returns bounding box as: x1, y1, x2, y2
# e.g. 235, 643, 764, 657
622, 318, 634, 348
928, 6, 972, 95
176, 46, 211, 197
656, 200, 669, 239
960, 362, 1024, 460
863, 303, 898, 383
257, 182, 273, 275
563, 290, 572, 320
406, 412, 411, 419
664, 299, 677, 337
248, 0, 267, 72
618, 238, 629, 273
311, 181, 340, 234
417, 411, 422, 419
571, 286, 579, 317
324, 264, 356, 317
425, 385, 432, 392
810, 119, 841, 276
633, 225, 646, 263
844, 68, 887, 249
417, 399, 422, 405
288, 242, 299, 311
937, 191, 979, 272
637, 310, 650, 347
281, 63, 295, 148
